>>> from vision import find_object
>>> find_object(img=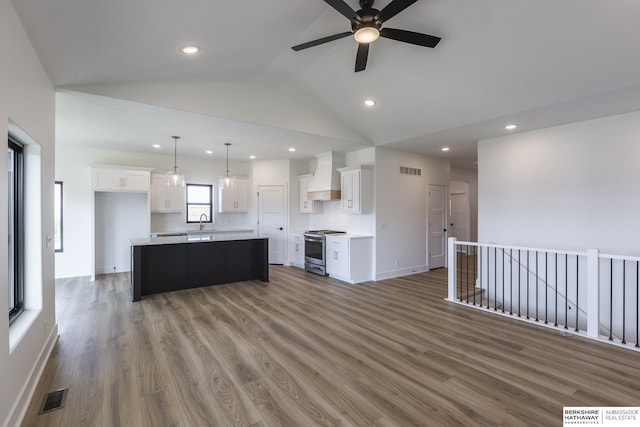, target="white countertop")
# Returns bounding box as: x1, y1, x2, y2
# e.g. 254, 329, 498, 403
131, 232, 261, 246
329, 234, 373, 239
150, 226, 254, 237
